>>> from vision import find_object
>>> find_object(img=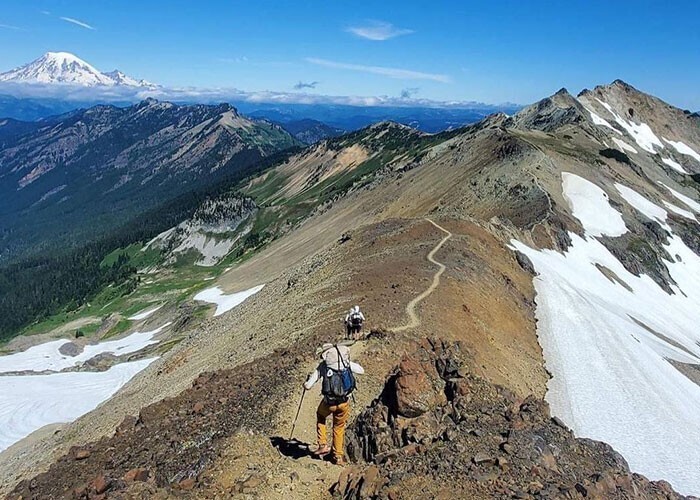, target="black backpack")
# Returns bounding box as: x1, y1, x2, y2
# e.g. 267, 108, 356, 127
321, 346, 356, 401
350, 312, 363, 327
